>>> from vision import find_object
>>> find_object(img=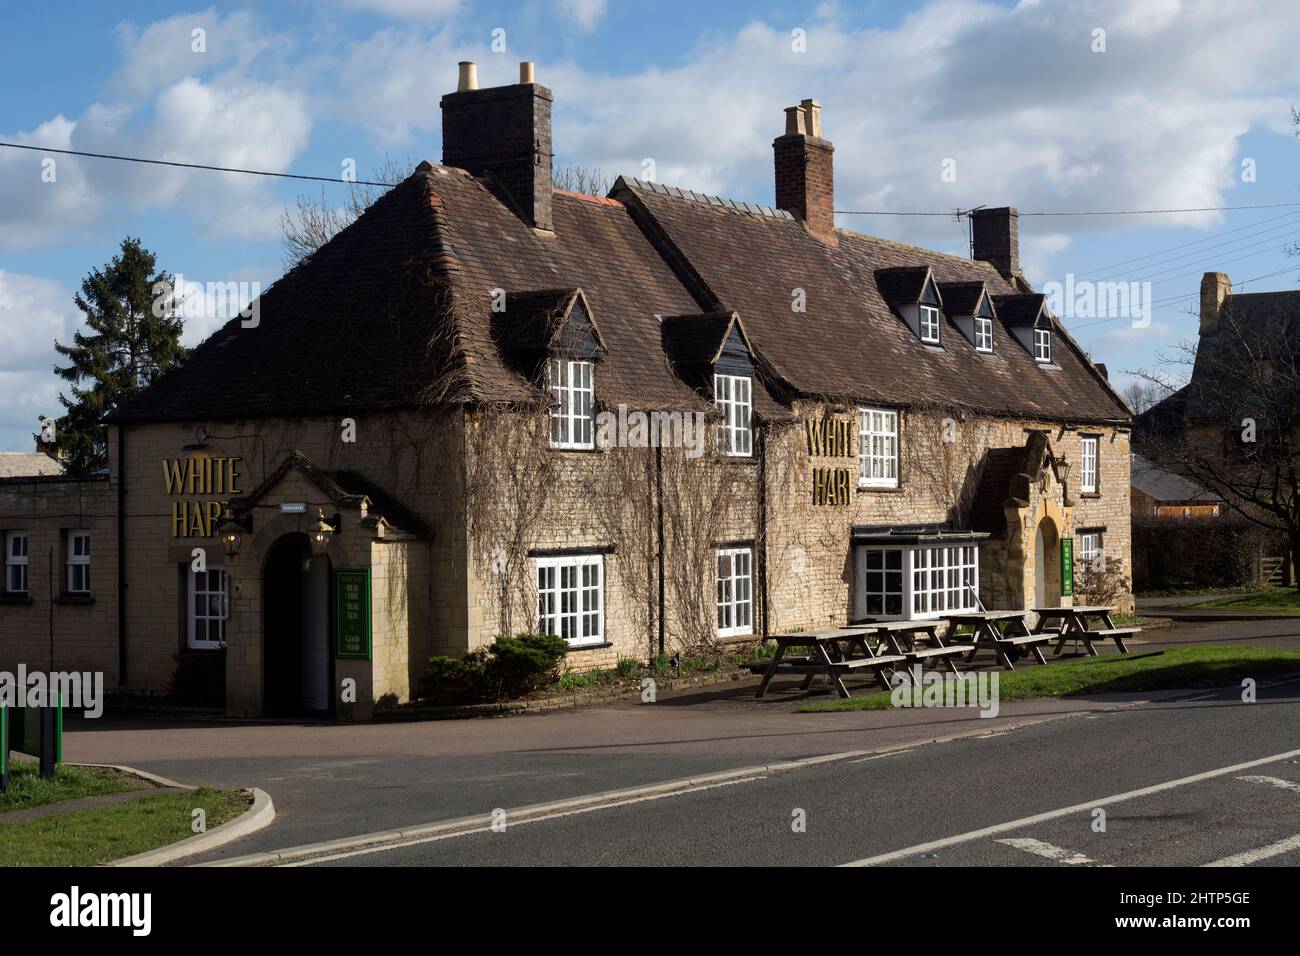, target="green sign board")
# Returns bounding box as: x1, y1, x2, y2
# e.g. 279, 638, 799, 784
1061, 536, 1074, 597
334, 568, 372, 660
